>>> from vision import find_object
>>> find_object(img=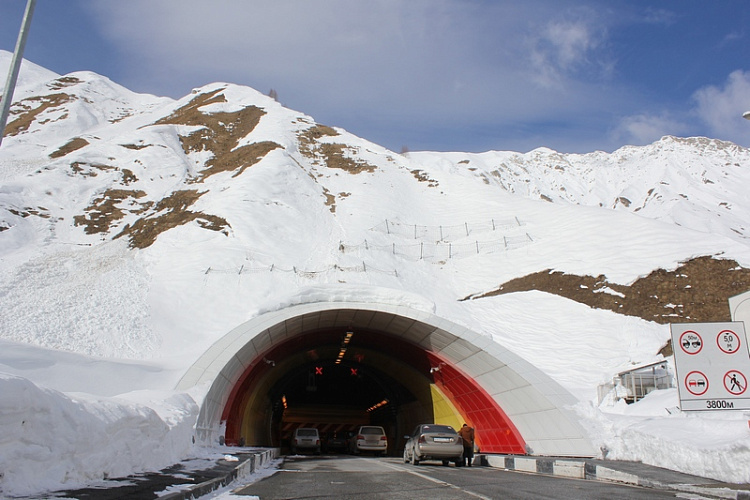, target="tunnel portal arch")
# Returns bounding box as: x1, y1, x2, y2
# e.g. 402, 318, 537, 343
177, 301, 596, 457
